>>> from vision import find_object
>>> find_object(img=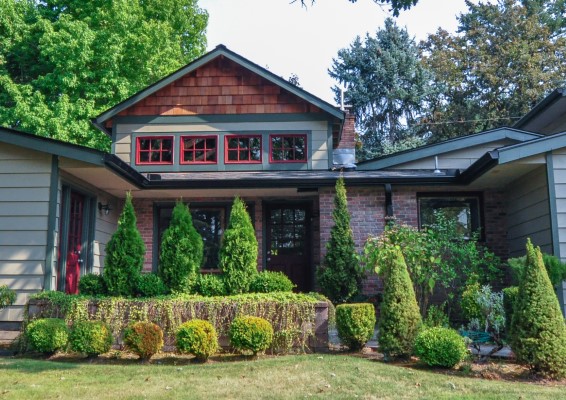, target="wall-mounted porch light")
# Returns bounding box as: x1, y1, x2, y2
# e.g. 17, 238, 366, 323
98, 202, 112, 215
